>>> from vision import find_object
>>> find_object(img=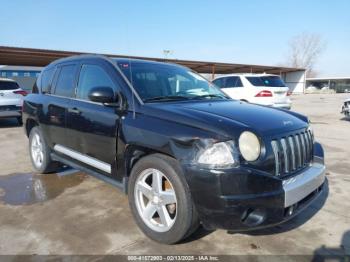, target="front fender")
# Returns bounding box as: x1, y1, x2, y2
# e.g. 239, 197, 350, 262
313, 142, 324, 165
